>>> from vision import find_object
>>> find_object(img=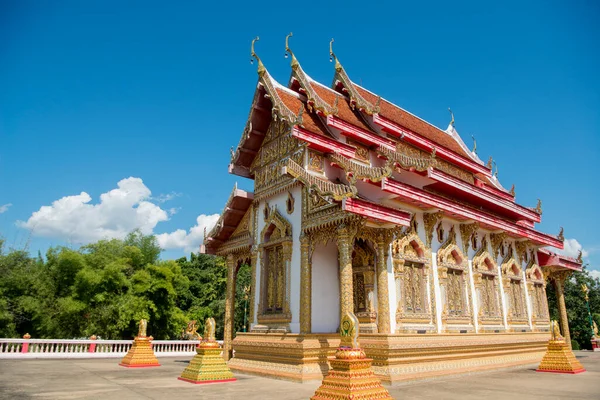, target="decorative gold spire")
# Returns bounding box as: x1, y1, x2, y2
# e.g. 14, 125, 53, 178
285, 33, 334, 115
509, 184, 516, 196
340, 312, 359, 349
448, 108, 455, 127
558, 227, 564, 241
535, 199, 542, 215
486, 156, 493, 169
577, 250, 583, 263
250, 36, 266, 76
329, 38, 377, 114
284, 32, 299, 69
